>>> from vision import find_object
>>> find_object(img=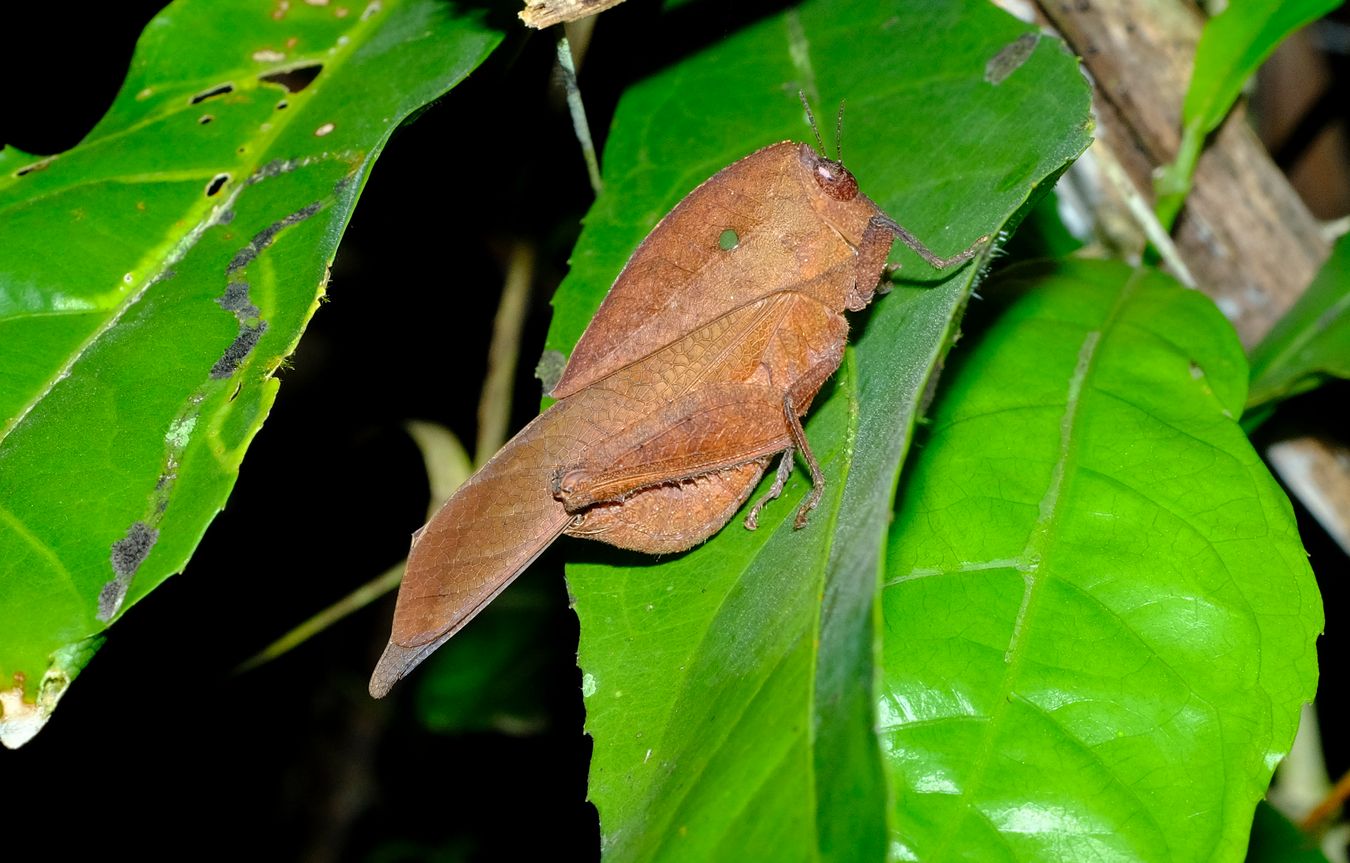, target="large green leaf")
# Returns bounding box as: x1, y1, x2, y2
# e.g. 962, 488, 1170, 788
880, 260, 1322, 861
0, 0, 501, 746
548, 2, 1092, 859
1247, 231, 1350, 409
